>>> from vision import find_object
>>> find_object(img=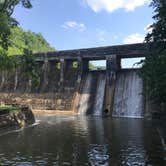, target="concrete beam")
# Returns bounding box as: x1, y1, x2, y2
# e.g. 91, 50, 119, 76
35, 43, 149, 62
